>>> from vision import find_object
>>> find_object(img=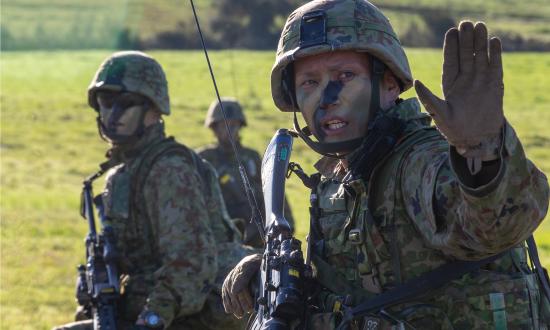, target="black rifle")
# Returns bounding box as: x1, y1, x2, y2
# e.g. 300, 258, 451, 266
250, 129, 308, 330
76, 172, 120, 330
